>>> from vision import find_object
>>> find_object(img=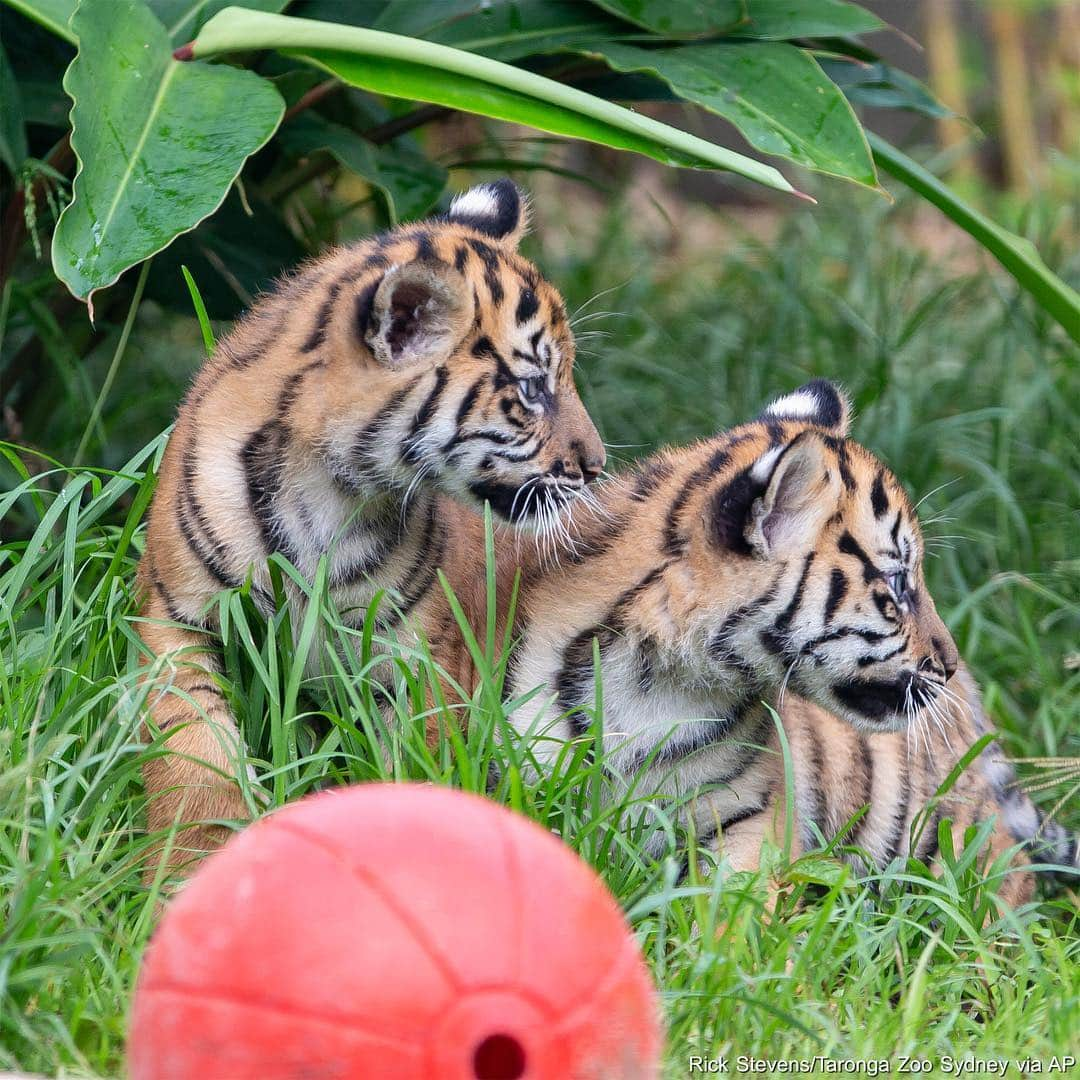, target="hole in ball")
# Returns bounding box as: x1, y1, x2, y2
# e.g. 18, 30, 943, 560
473, 1032, 526, 1080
